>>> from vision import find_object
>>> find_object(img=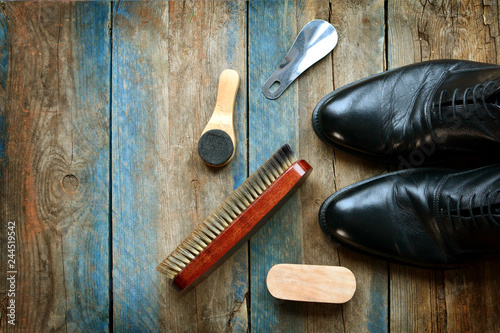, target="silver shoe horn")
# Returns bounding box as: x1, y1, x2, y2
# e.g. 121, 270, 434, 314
262, 20, 338, 100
